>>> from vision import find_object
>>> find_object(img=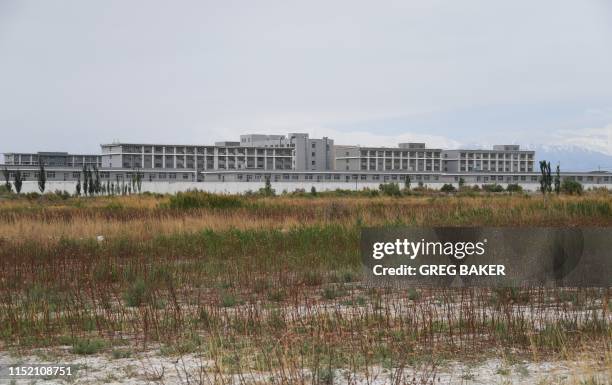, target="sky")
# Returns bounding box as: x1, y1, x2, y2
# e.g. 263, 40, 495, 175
1, 0, 612, 159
